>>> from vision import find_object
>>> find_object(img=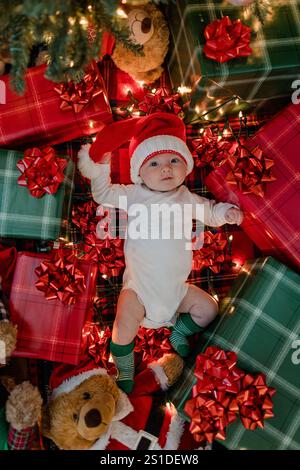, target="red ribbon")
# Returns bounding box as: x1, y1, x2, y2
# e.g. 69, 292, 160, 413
134, 327, 172, 362
237, 373, 276, 430
203, 16, 252, 63
17, 147, 67, 198
226, 142, 276, 197
82, 233, 125, 277
185, 346, 275, 444
193, 232, 228, 273
54, 61, 104, 113
137, 87, 182, 116
72, 201, 107, 235
35, 250, 86, 305
191, 128, 234, 169
81, 323, 117, 374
